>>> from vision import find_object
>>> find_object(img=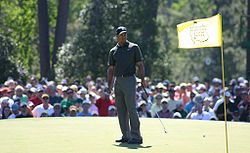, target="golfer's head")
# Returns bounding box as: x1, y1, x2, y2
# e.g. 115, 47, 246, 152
116, 26, 127, 43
